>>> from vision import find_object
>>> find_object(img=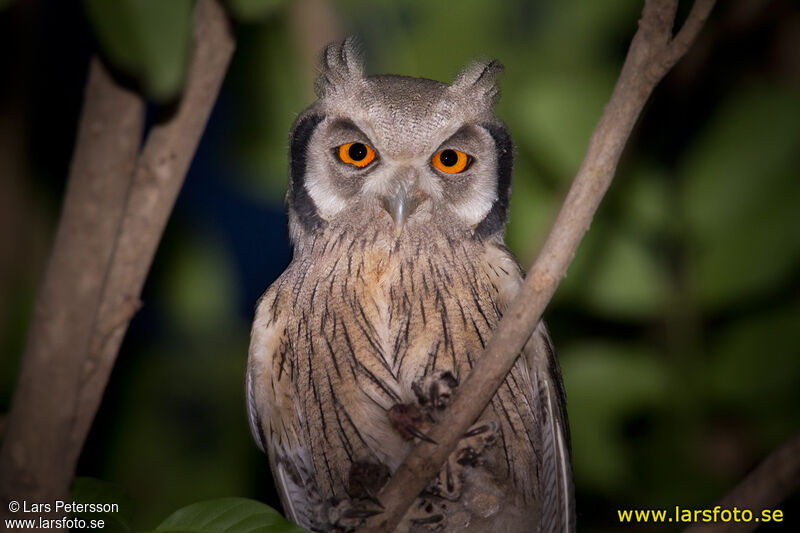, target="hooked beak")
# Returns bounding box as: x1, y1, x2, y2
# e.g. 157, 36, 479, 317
380, 182, 424, 237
